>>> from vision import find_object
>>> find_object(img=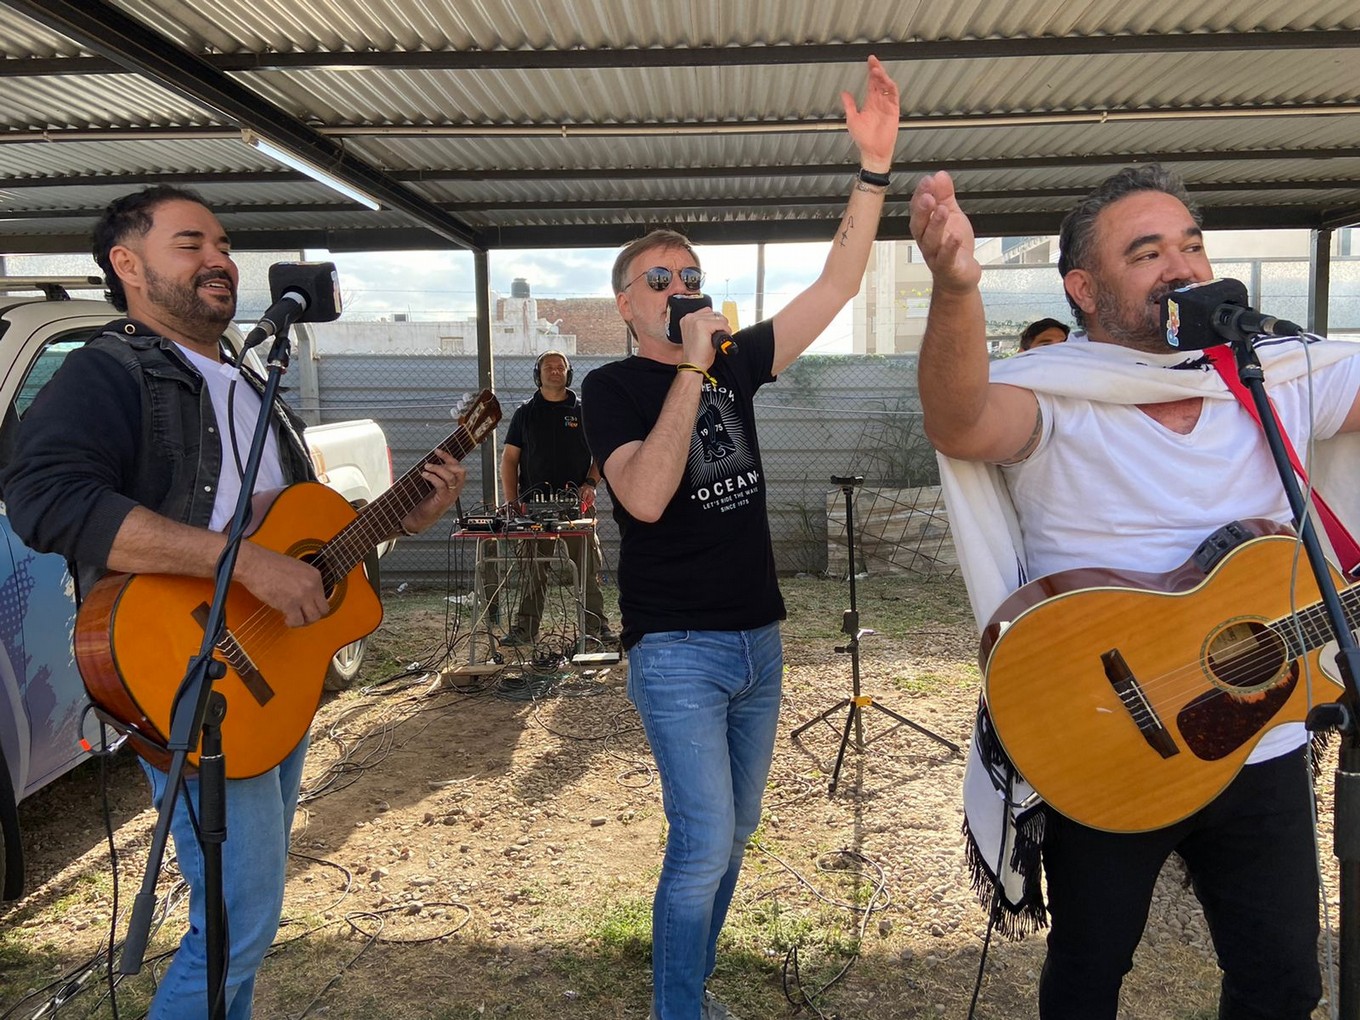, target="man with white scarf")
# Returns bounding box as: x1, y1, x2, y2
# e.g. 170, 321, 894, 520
912, 163, 1360, 1019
